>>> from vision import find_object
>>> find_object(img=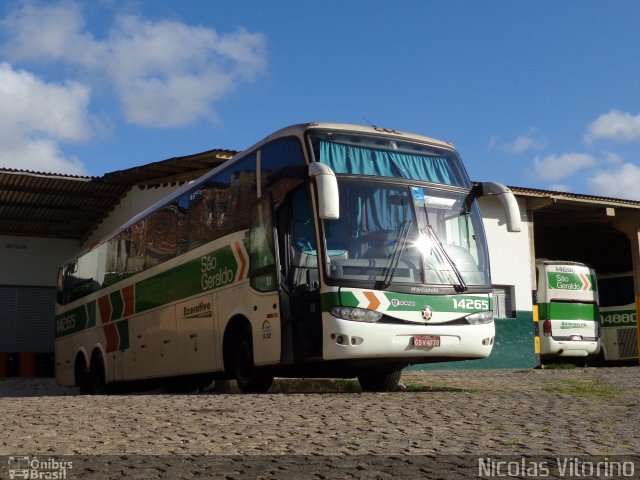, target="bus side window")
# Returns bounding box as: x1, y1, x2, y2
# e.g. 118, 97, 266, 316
260, 136, 305, 205
199, 153, 257, 241
227, 154, 257, 232
259, 137, 309, 291
289, 187, 319, 291
249, 193, 277, 292
144, 203, 178, 270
